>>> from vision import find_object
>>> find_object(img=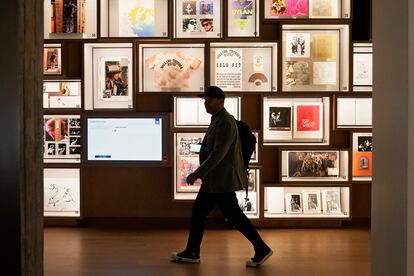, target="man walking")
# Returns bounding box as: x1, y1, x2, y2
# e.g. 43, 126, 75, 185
170, 86, 273, 267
